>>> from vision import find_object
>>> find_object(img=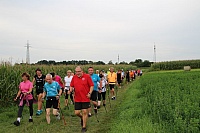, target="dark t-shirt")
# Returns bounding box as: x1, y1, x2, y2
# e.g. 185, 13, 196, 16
34, 75, 46, 87
126, 72, 130, 78
117, 72, 121, 81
